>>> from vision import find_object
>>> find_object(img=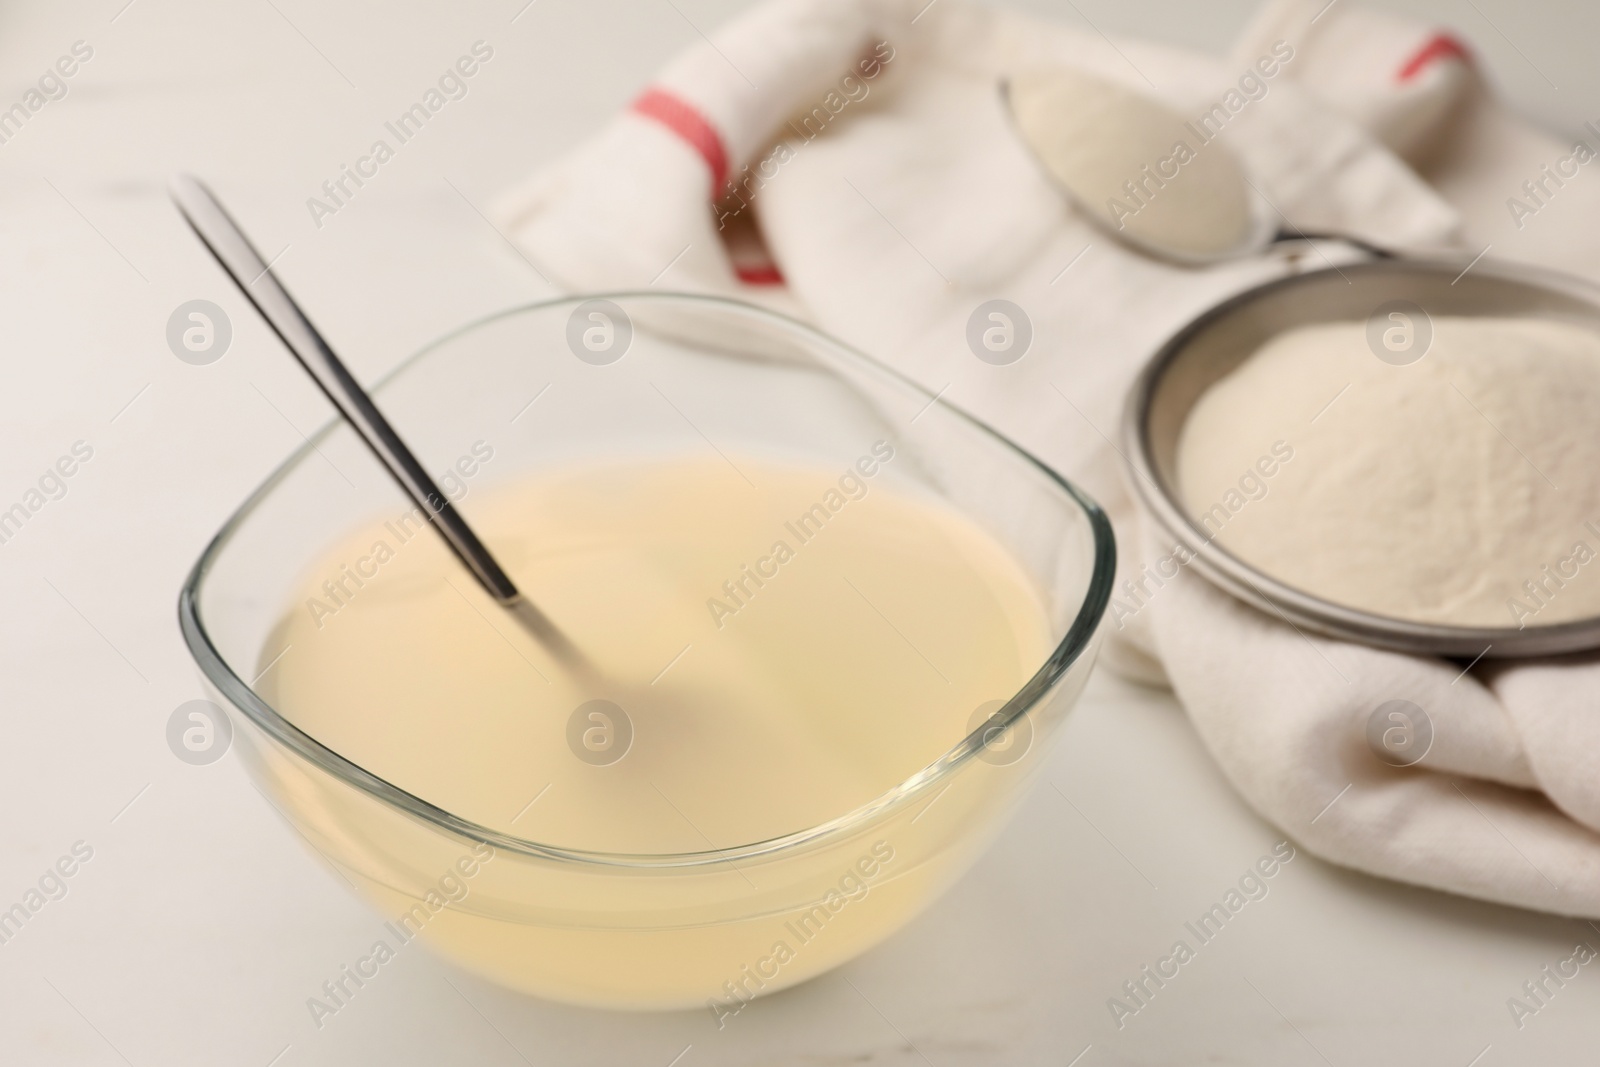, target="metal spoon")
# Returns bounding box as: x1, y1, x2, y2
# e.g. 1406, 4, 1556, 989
1002, 67, 1393, 266
170, 173, 586, 668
